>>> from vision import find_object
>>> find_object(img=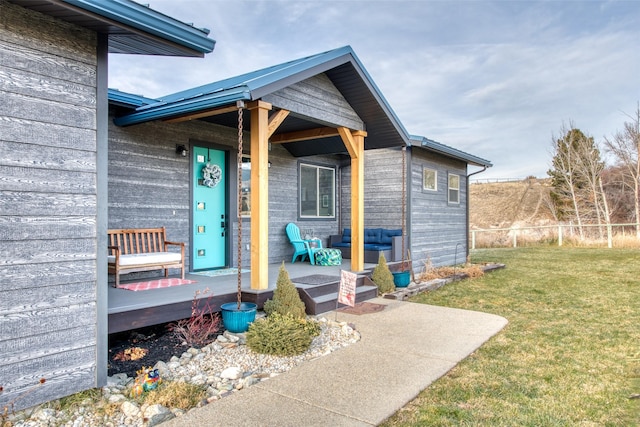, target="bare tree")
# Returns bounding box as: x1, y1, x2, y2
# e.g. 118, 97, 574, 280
603, 103, 640, 237
548, 123, 607, 239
